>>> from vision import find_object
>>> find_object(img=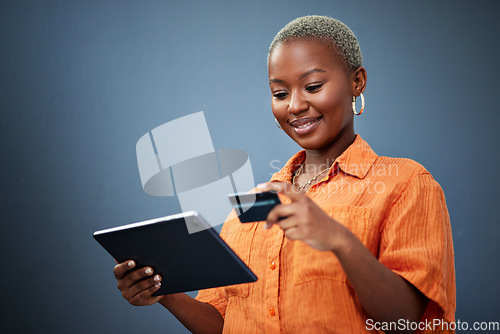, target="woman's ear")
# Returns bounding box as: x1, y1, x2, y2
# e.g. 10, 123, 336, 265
352, 67, 367, 96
